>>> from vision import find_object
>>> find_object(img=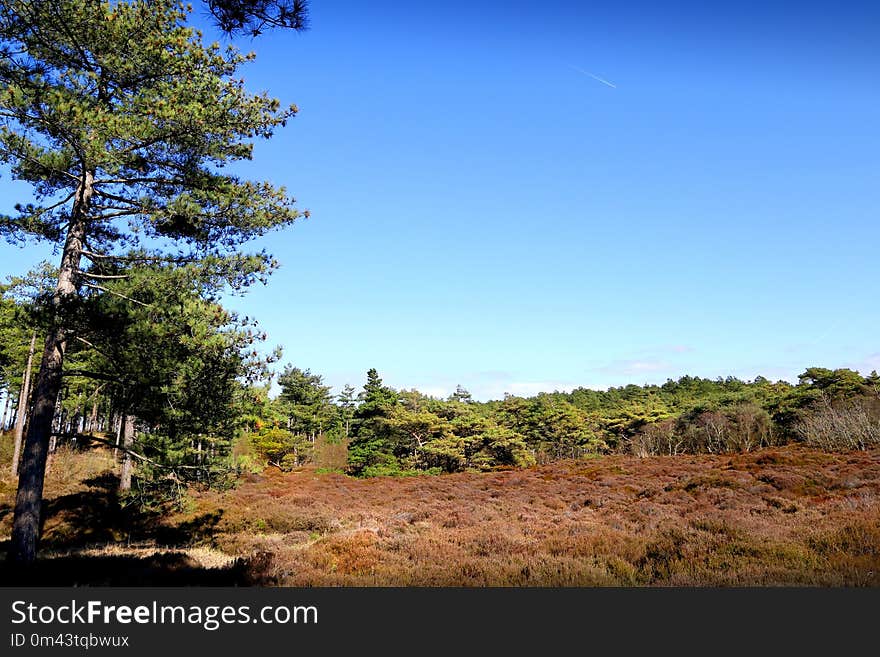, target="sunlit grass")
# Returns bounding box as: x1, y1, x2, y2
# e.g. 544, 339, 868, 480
1, 441, 878, 586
